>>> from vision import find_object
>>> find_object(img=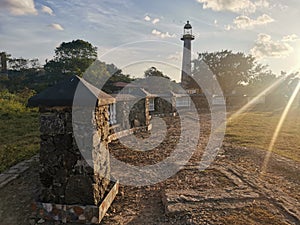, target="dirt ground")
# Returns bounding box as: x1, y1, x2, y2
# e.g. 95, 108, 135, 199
0, 114, 300, 225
